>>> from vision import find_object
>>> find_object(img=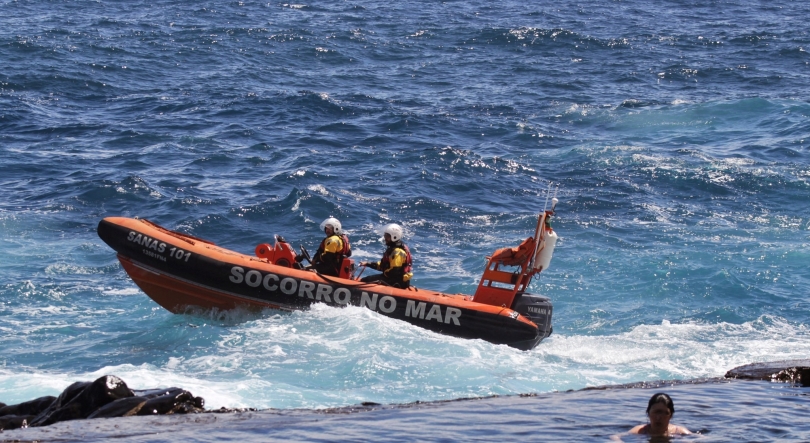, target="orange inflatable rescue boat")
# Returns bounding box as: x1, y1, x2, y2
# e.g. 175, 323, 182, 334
97, 200, 559, 350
